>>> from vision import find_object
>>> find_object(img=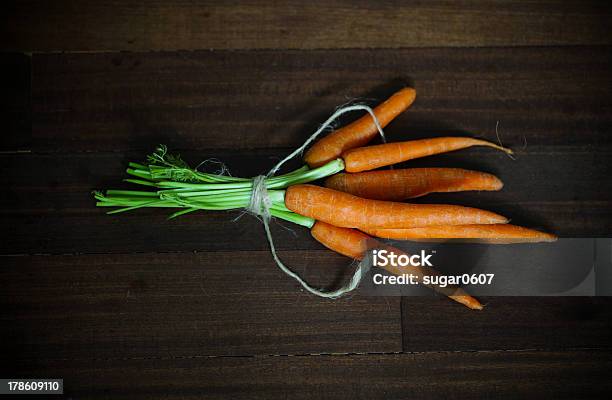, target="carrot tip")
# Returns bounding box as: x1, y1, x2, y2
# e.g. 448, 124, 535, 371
490, 176, 504, 191
465, 298, 484, 310
450, 295, 484, 310
490, 142, 513, 155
